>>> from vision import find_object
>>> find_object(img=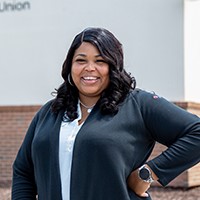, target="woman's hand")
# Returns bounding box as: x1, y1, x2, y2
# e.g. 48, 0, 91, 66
127, 169, 150, 197
127, 165, 158, 197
